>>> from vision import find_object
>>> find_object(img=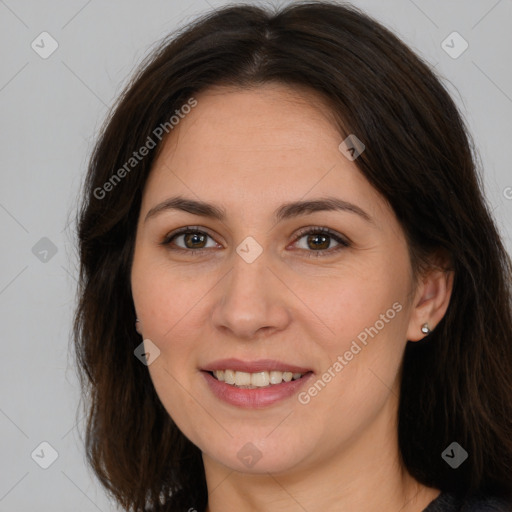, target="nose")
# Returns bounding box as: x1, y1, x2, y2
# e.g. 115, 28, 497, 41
211, 249, 291, 340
